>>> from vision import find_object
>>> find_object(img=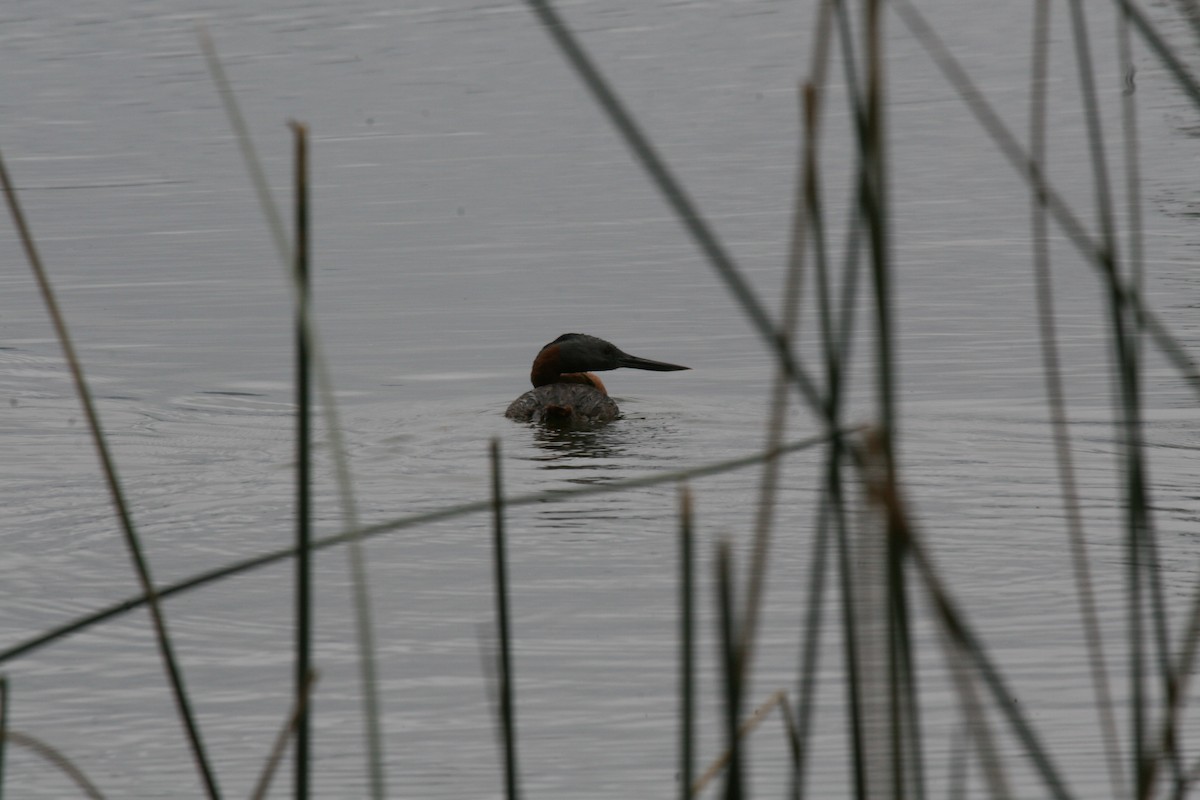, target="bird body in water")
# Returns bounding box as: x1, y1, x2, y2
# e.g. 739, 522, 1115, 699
505, 333, 689, 425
